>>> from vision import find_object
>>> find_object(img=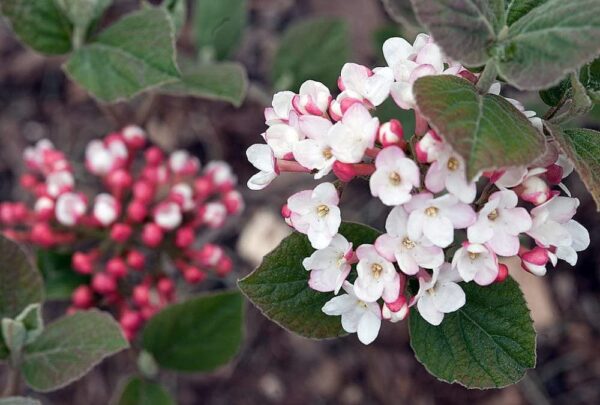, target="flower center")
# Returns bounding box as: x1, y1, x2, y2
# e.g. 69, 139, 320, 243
425, 206, 438, 217
468, 252, 480, 260
322, 147, 333, 159
358, 301, 368, 309
402, 237, 415, 249
487, 209, 499, 221
316, 204, 329, 217
389, 171, 401, 185
447, 157, 460, 171
371, 263, 383, 279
